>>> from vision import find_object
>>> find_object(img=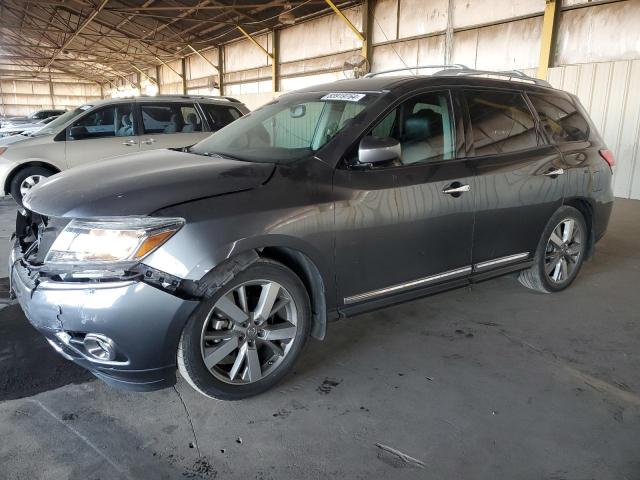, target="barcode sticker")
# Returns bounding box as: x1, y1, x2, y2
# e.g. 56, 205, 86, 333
321, 93, 366, 102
